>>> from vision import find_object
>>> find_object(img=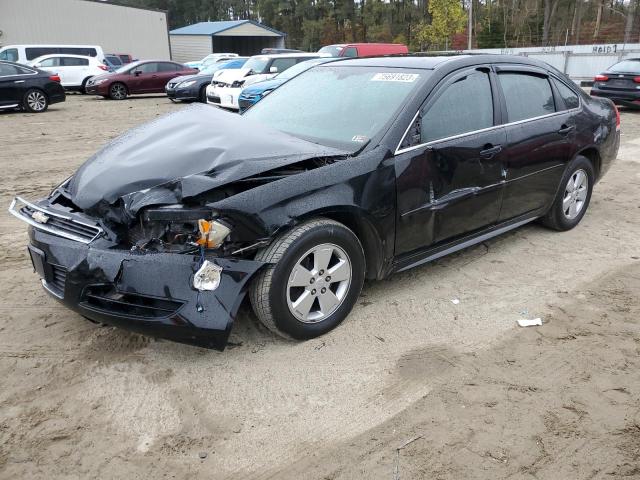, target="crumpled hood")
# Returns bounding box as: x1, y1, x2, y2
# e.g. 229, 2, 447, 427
215, 68, 250, 85
68, 104, 347, 216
